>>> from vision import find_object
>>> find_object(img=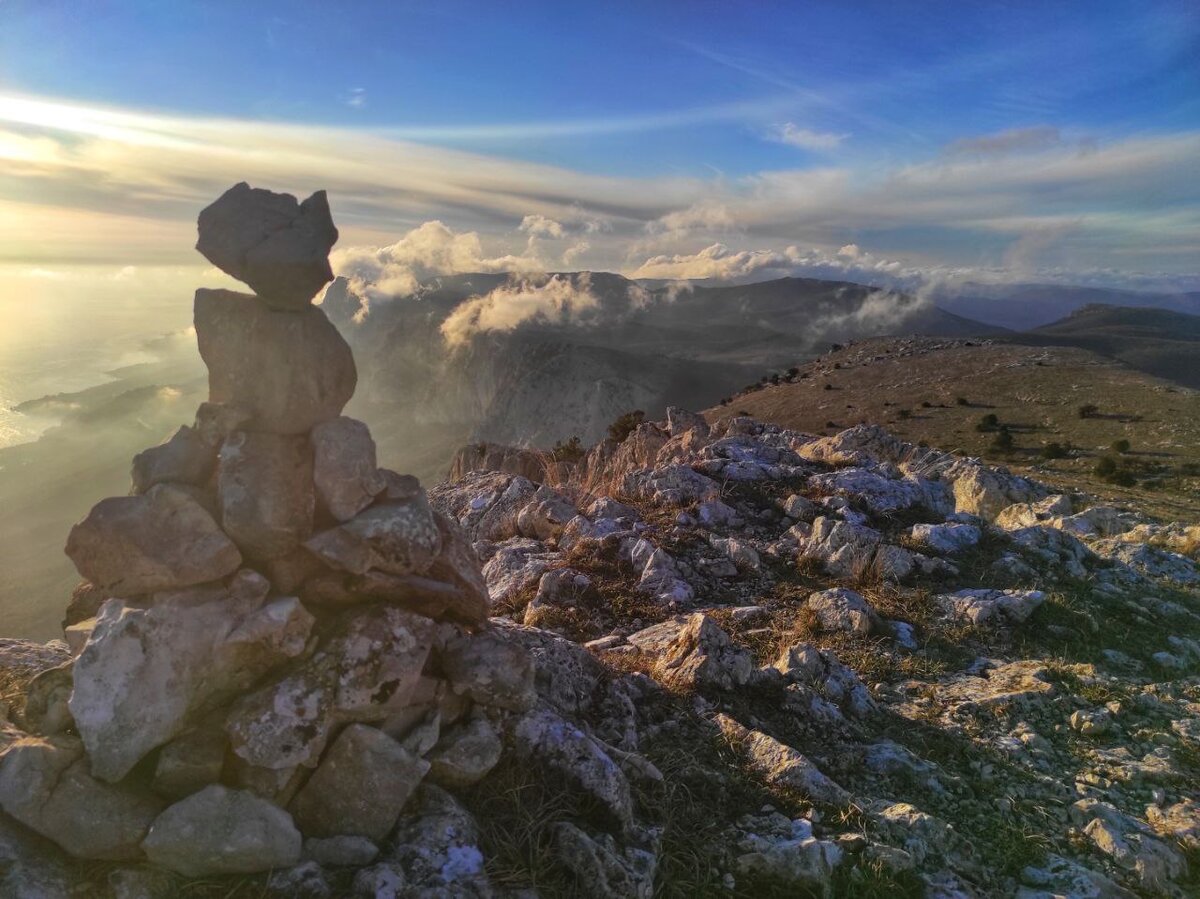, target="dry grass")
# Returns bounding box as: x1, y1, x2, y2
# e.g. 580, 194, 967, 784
712, 337, 1200, 521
